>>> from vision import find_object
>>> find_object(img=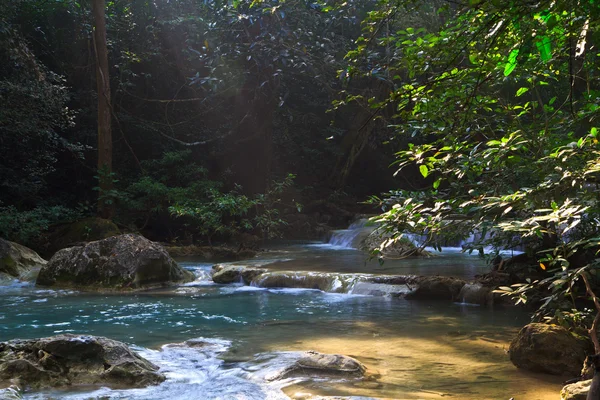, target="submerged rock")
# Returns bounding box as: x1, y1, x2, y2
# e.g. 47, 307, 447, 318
267, 351, 366, 381
561, 379, 591, 400
0, 334, 165, 389
0, 238, 47, 280
509, 323, 592, 376
404, 276, 466, 301
36, 234, 194, 290
211, 265, 265, 284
